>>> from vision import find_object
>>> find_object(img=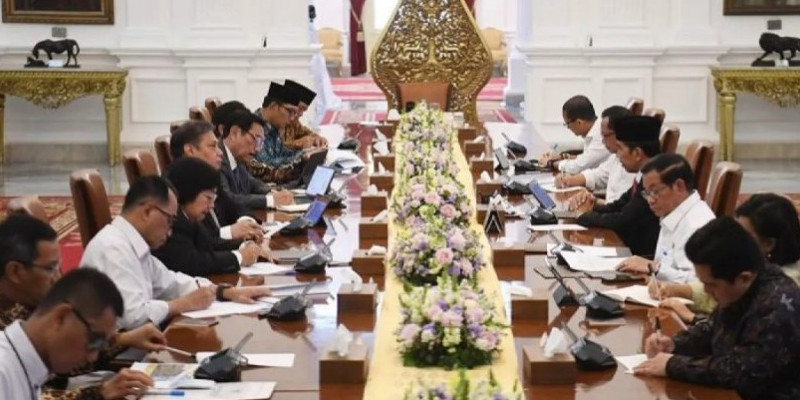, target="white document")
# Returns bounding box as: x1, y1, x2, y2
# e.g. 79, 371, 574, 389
130, 363, 198, 390
528, 224, 587, 232
602, 285, 694, 308
559, 252, 627, 272
277, 204, 310, 213
239, 263, 293, 277
266, 281, 330, 297
541, 184, 582, 193
546, 244, 619, 257
615, 354, 648, 374
142, 382, 276, 400
262, 222, 289, 238
181, 302, 269, 319
196, 353, 295, 368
